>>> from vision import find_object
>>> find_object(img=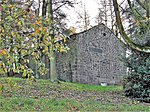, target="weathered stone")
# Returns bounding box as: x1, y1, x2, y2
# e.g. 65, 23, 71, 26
57, 24, 126, 85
